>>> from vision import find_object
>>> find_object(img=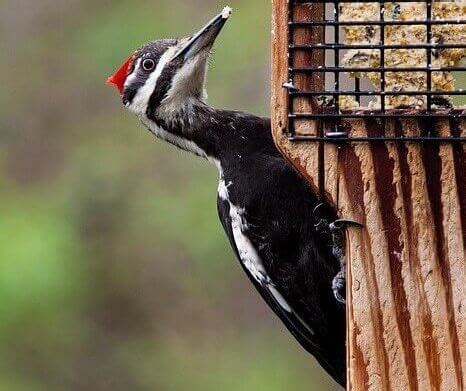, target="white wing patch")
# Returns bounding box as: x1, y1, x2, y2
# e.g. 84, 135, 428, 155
218, 176, 292, 313
228, 202, 267, 283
